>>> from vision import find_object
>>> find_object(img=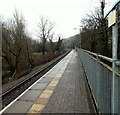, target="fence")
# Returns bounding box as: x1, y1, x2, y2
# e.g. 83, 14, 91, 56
77, 48, 120, 113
